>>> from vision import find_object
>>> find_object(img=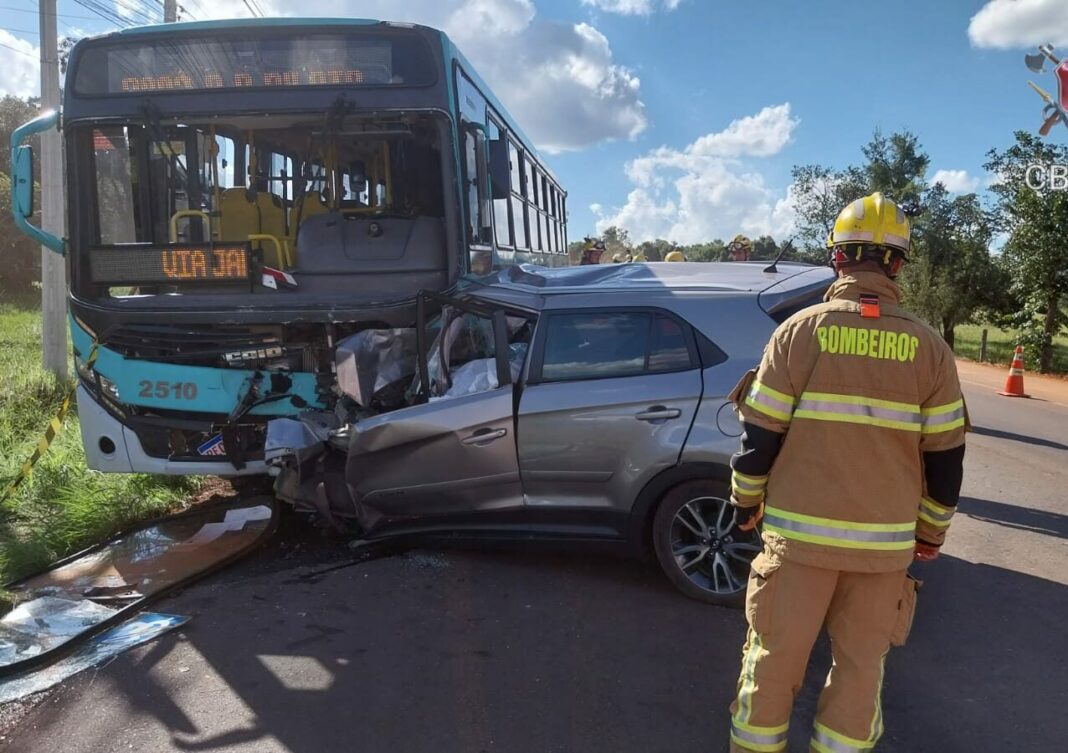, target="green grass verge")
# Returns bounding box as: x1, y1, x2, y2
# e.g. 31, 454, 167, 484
0, 299, 202, 584
954, 323, 1068, 374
